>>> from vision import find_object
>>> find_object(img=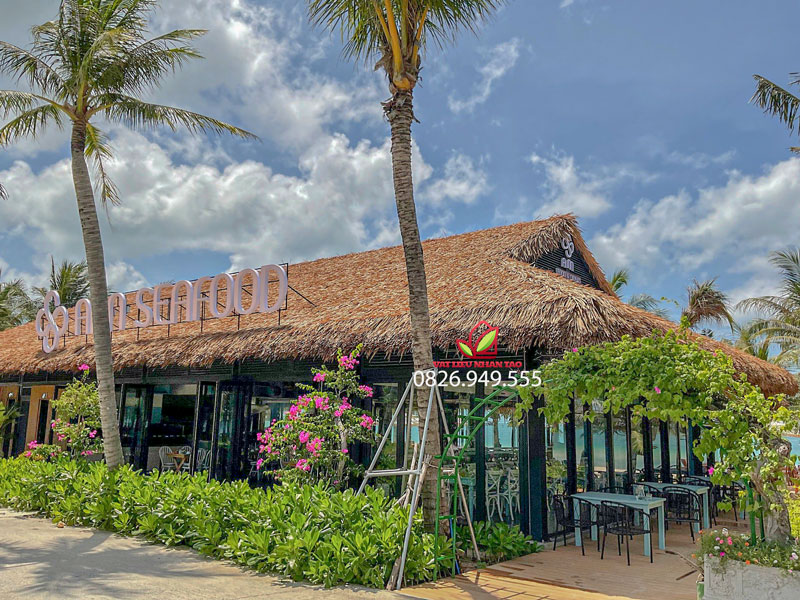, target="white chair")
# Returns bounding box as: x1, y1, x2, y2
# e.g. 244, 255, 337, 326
503, 469, 521, 521
486, 470, 504, 522
158, 446, 175, 471
196, 448, 211, 471
178, 445, 192, 472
